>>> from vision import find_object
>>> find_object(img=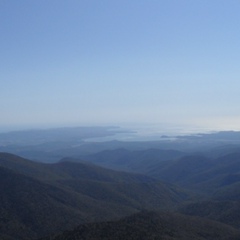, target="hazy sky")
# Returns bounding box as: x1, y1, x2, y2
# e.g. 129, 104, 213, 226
1, 0, 240, 132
